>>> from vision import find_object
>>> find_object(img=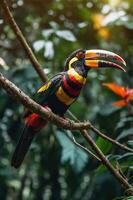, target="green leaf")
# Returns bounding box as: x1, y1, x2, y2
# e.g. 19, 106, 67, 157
102, 11, 125, 26
55, 131, 88, 173
44, 41, 54, 59
99, 104, 119, 116
113, 196, 133, 200
124, 21, 133, 29
49, 21, 59, 30
95, 164, 107, 177
116, 128, 133, 141
117, 152, 133, 161
115, 117, 133, 130
109, 154, 133, 173
55, 30, 76, 42
33, 40, 45, 52
0, 57, 9, 70
7, 180, 21, 189
128, 140, 133, 147
42, 29, 54, 38
95, 160, 116, 176
96, 137, 112, 154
